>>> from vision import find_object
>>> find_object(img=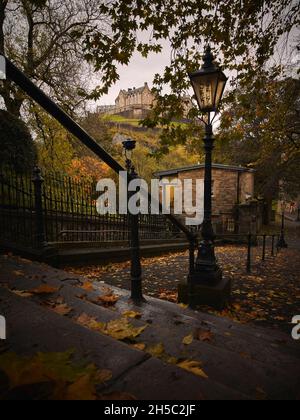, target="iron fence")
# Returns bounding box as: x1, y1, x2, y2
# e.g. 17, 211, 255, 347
0, 166, 181, 249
